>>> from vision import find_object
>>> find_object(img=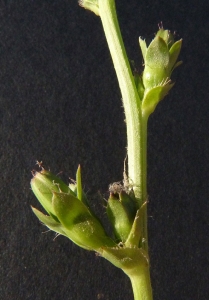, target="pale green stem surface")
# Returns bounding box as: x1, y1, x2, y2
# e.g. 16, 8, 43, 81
98, 1, 151, 299
99, 0, 148, 249
99, 0, 144, 201
127, 265, 153, 300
